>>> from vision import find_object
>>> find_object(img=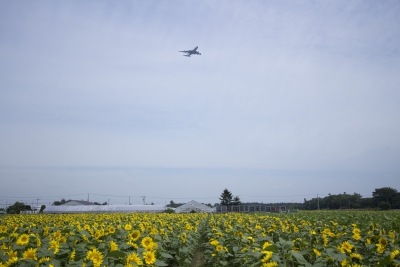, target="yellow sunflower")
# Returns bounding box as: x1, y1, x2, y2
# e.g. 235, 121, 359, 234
7, 251, 18, 258
391, 249, 399, 260
313, 249, 321, 257
110, 241, 118, 251
261, 251, 273, 262
126, 252, 143, 265
16, 234, 30, 246
70, 250, 76, 261
143, 251, 156, 265
130, 230, 140, 241
350, 253, 362, 260
210, 240, 219, 246
86, 248, 104, 267
108, 226, 116, 234
141, 237, 153, 248
6, 257, 18, 266
22, 248, 37, 260
378, 237, 388, 247
341, 241, 354, 253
